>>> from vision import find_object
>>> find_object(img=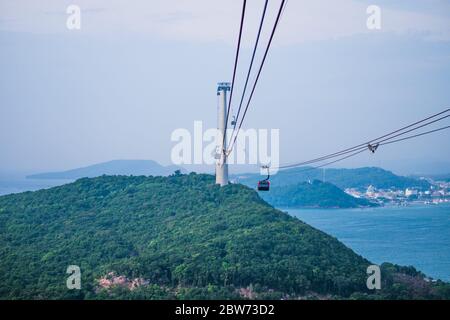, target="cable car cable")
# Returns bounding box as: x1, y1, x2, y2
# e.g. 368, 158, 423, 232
277, 109, 450, 169
227, 0, 287, 154
379, 125, 450, 147
230, 0, 269, 142
277, 124, 450, 173
223, 0, 247, 152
